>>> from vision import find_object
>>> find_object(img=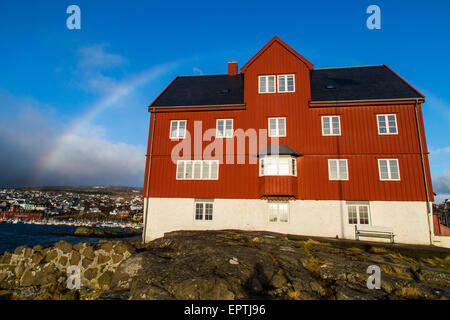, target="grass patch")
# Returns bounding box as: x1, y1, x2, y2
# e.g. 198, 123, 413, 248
370, 246, 389, 254
396, 287, 420, 299
348, 247, 365, 254
381, 265, 413, 280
